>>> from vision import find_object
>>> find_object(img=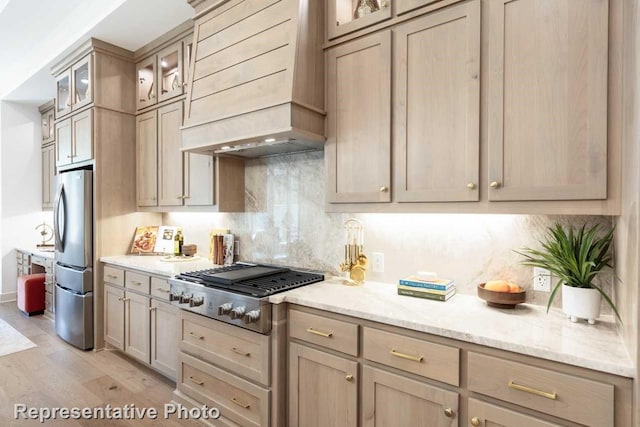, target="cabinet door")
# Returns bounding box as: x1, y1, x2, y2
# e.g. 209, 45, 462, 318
362, 365, 458, 427
326, 31, 391, 203
136, 110, 158, 206
394, 1, 480, 202
467, 398, 561, 427
56, 70, 72, 117
71, 54, 93, 111
487, 0, 608, 201
55, 118, 72, 168
150, 299, 177, 379
42, 144, 55, 209
124, 291, 150, 363
104, 284, 125, 350
137, 56, 157, 110
158, 101, 184, 206
289, 342, 358, 427
182, 34, 194, 95
157, 42, 184, 103
41, 109, 55, 145
184, 152, 214, 206
328, 0, 392, 40
71, 109, 93, 163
